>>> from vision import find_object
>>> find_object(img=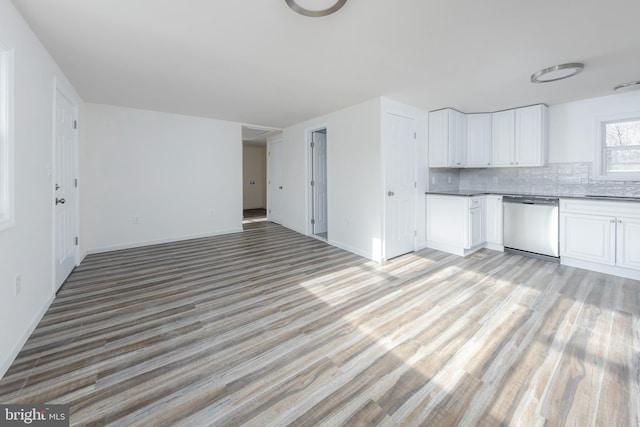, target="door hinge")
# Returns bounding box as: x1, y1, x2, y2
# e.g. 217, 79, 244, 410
311, 219, 316, 225
74, 178, 78, 188
414, 230, 417, 237
311, 180, 315, 187
311, 142, 315, 148
74, 120, 78, 129
414, 181, 417, 188
75, 236, 79, 246
414, 132, 417, 139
